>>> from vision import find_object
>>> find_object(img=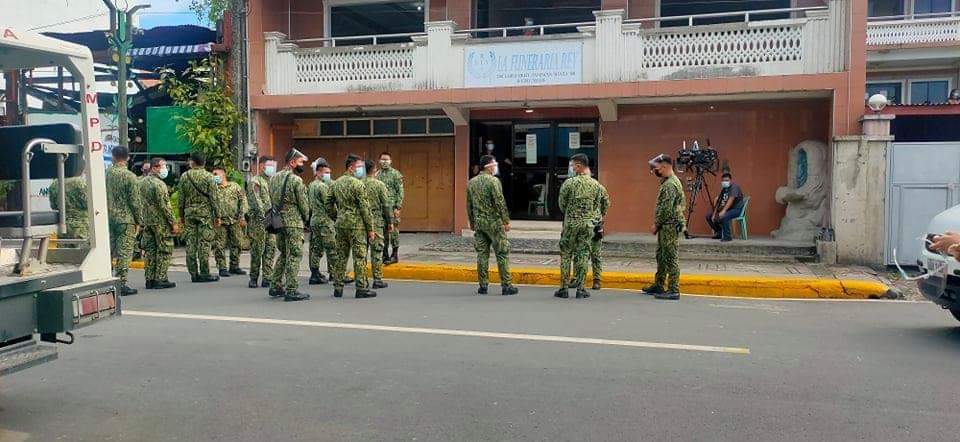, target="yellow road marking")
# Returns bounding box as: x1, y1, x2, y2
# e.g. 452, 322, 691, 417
125, 310, 750, 355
